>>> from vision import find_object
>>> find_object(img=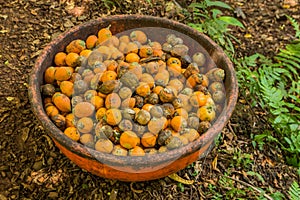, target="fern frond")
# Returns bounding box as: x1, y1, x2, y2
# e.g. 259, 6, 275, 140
275, 54, 300, 70
286, 15, 300, 39
288, 181, 300, 200
278, 49, 300, 63
205, 0, 232, 10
